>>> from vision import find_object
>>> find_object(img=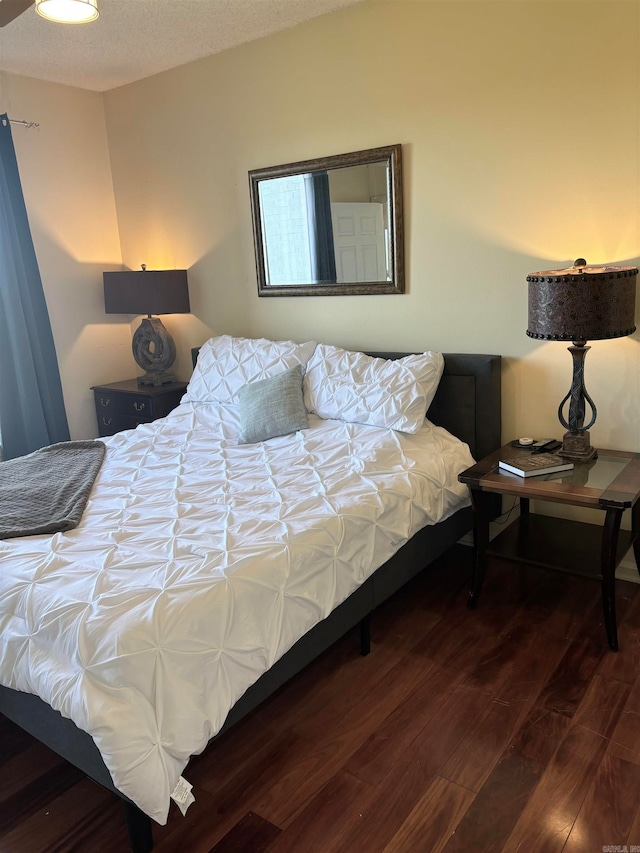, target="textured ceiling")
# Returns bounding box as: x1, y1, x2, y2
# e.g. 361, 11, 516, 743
0, 0, 363, 92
